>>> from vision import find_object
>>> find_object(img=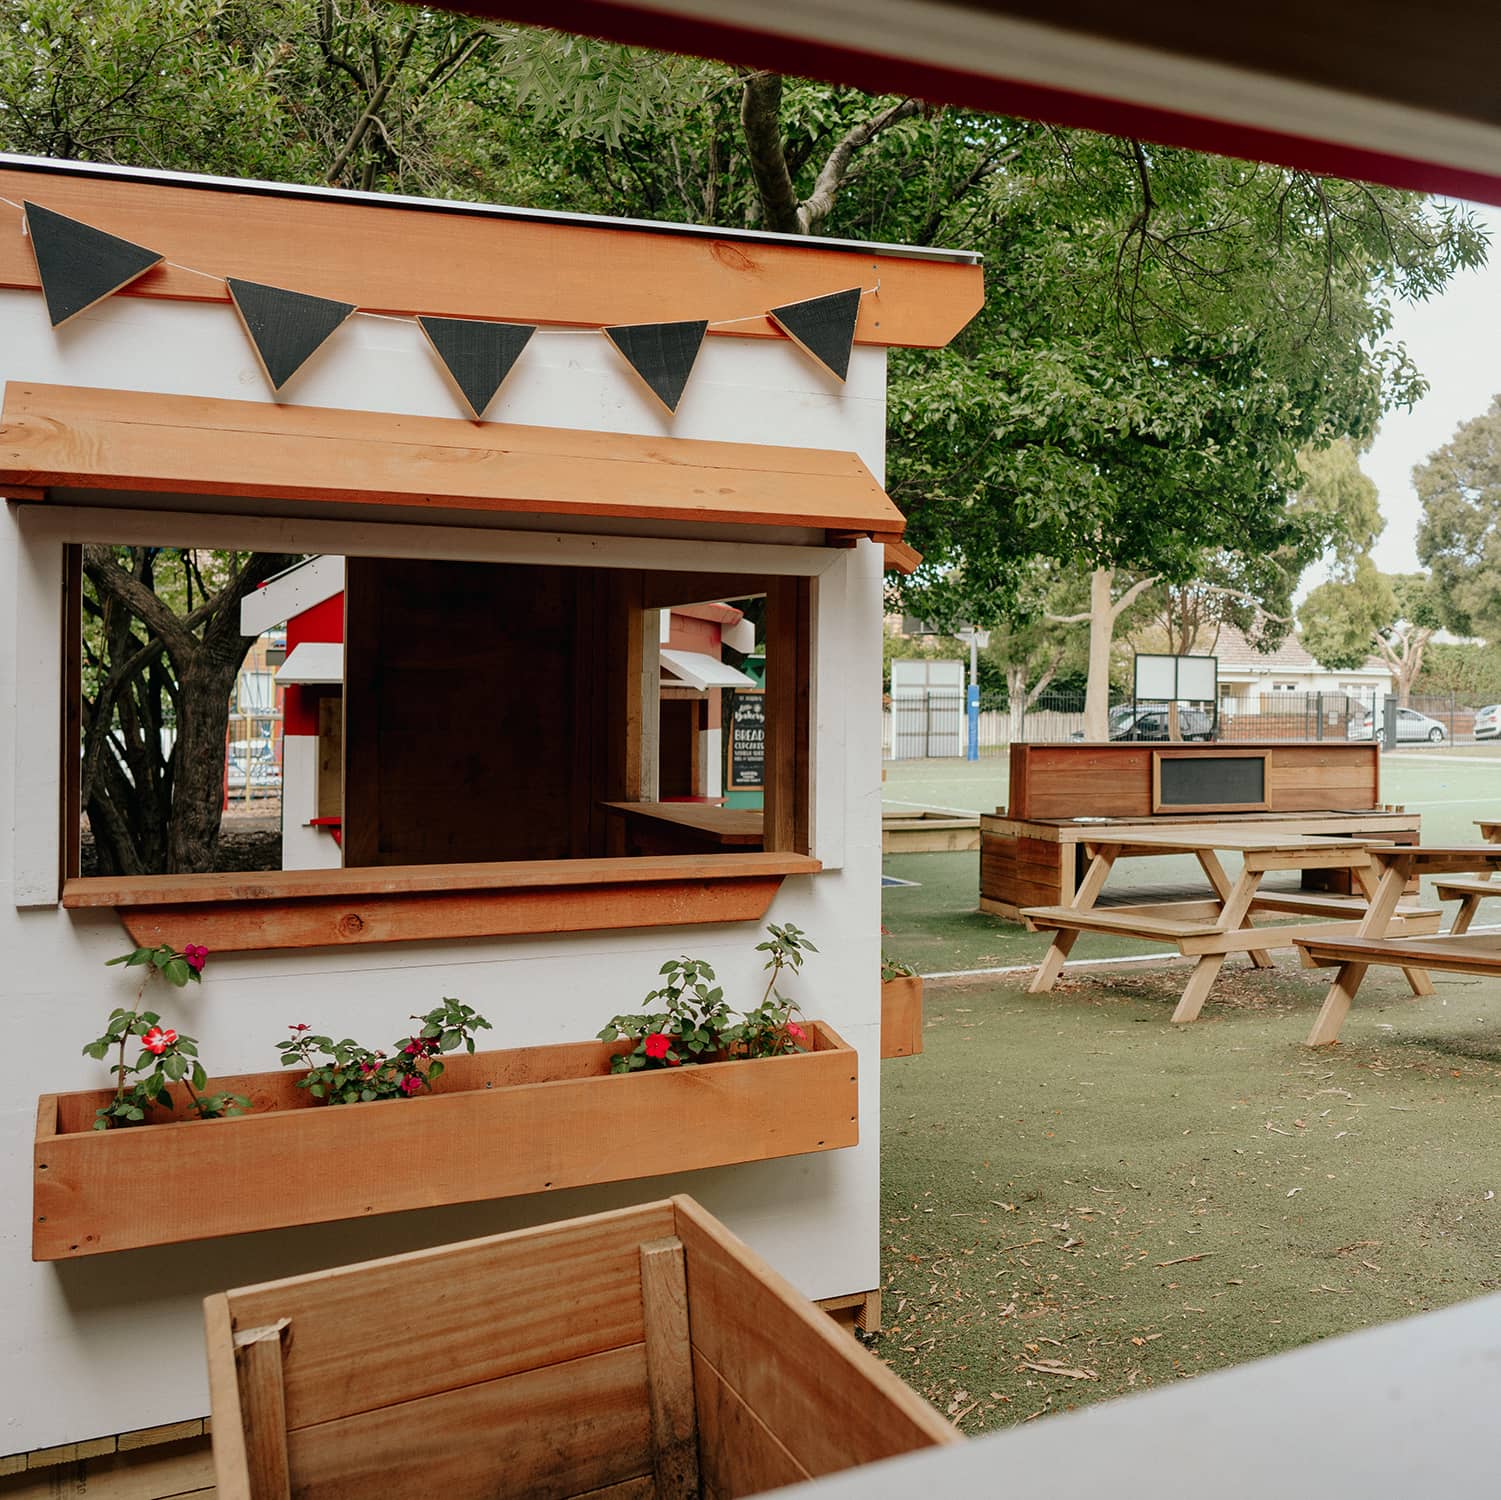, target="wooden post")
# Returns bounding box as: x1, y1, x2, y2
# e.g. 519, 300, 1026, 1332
232, 1319, 293, 1500
640, 1237, 700, 1500
764, 577, 811, 853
